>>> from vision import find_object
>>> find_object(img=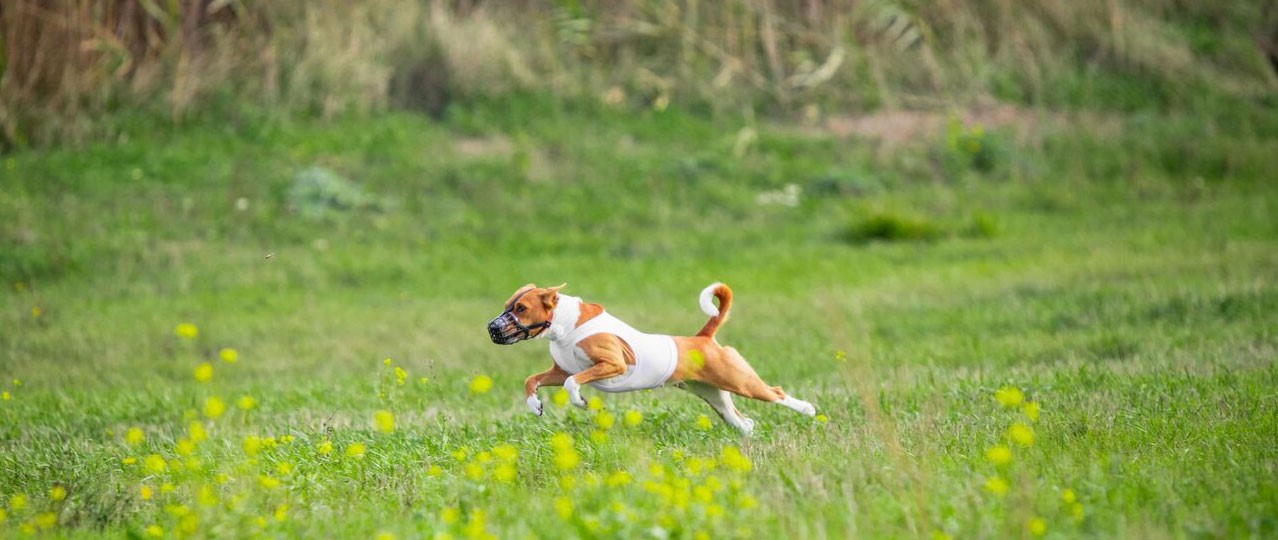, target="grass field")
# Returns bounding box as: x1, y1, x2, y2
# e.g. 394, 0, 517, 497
2, 99, 1276, 538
